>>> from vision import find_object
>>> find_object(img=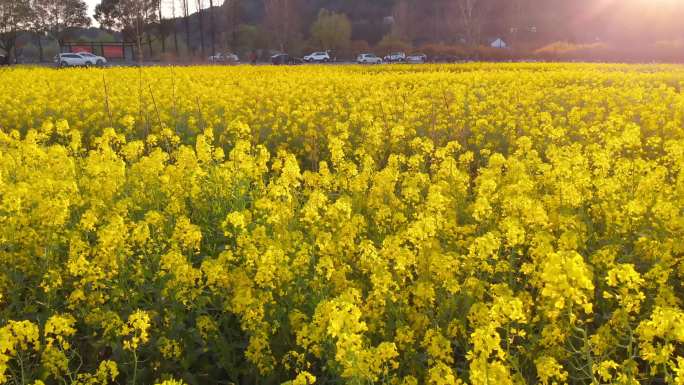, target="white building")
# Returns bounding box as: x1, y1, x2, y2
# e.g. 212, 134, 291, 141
490, 38, 507, 49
